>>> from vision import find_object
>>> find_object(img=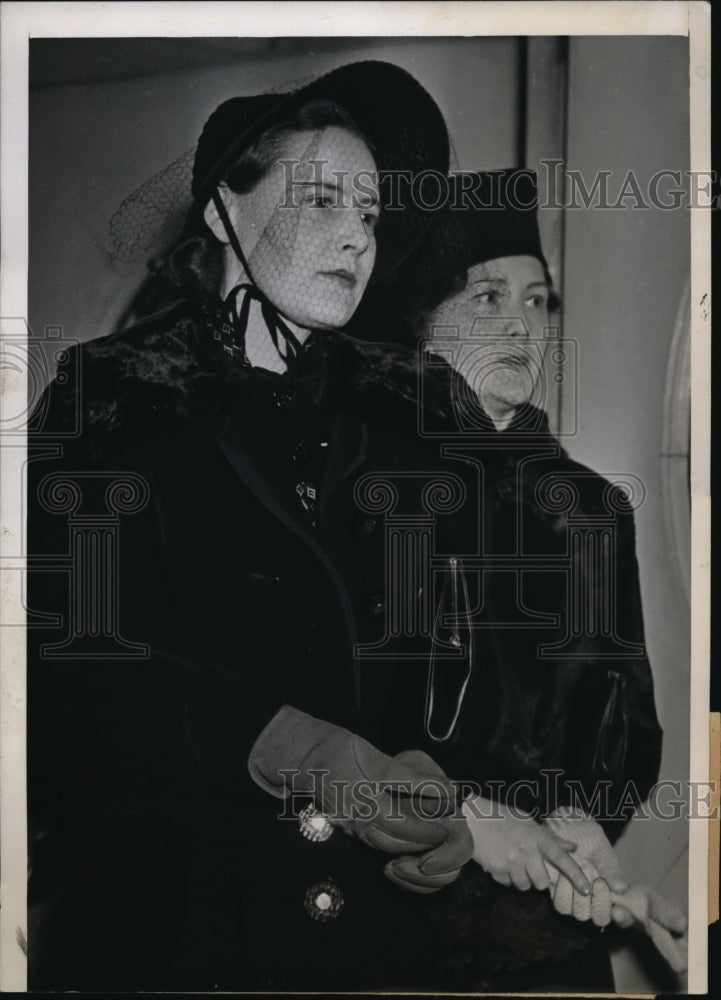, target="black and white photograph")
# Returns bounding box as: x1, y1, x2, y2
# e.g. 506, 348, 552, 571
0, 1, 712, 995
